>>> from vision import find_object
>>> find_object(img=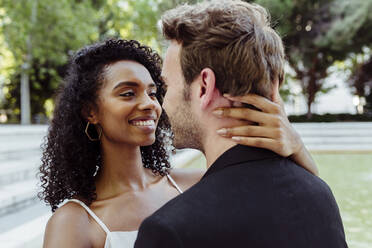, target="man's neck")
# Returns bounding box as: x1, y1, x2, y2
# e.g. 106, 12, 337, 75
202, 131, 238, 168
